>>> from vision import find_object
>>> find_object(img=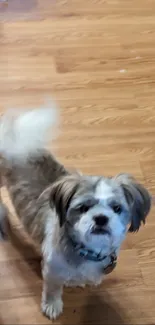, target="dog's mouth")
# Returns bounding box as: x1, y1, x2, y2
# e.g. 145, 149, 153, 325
91, 226, 110, 235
